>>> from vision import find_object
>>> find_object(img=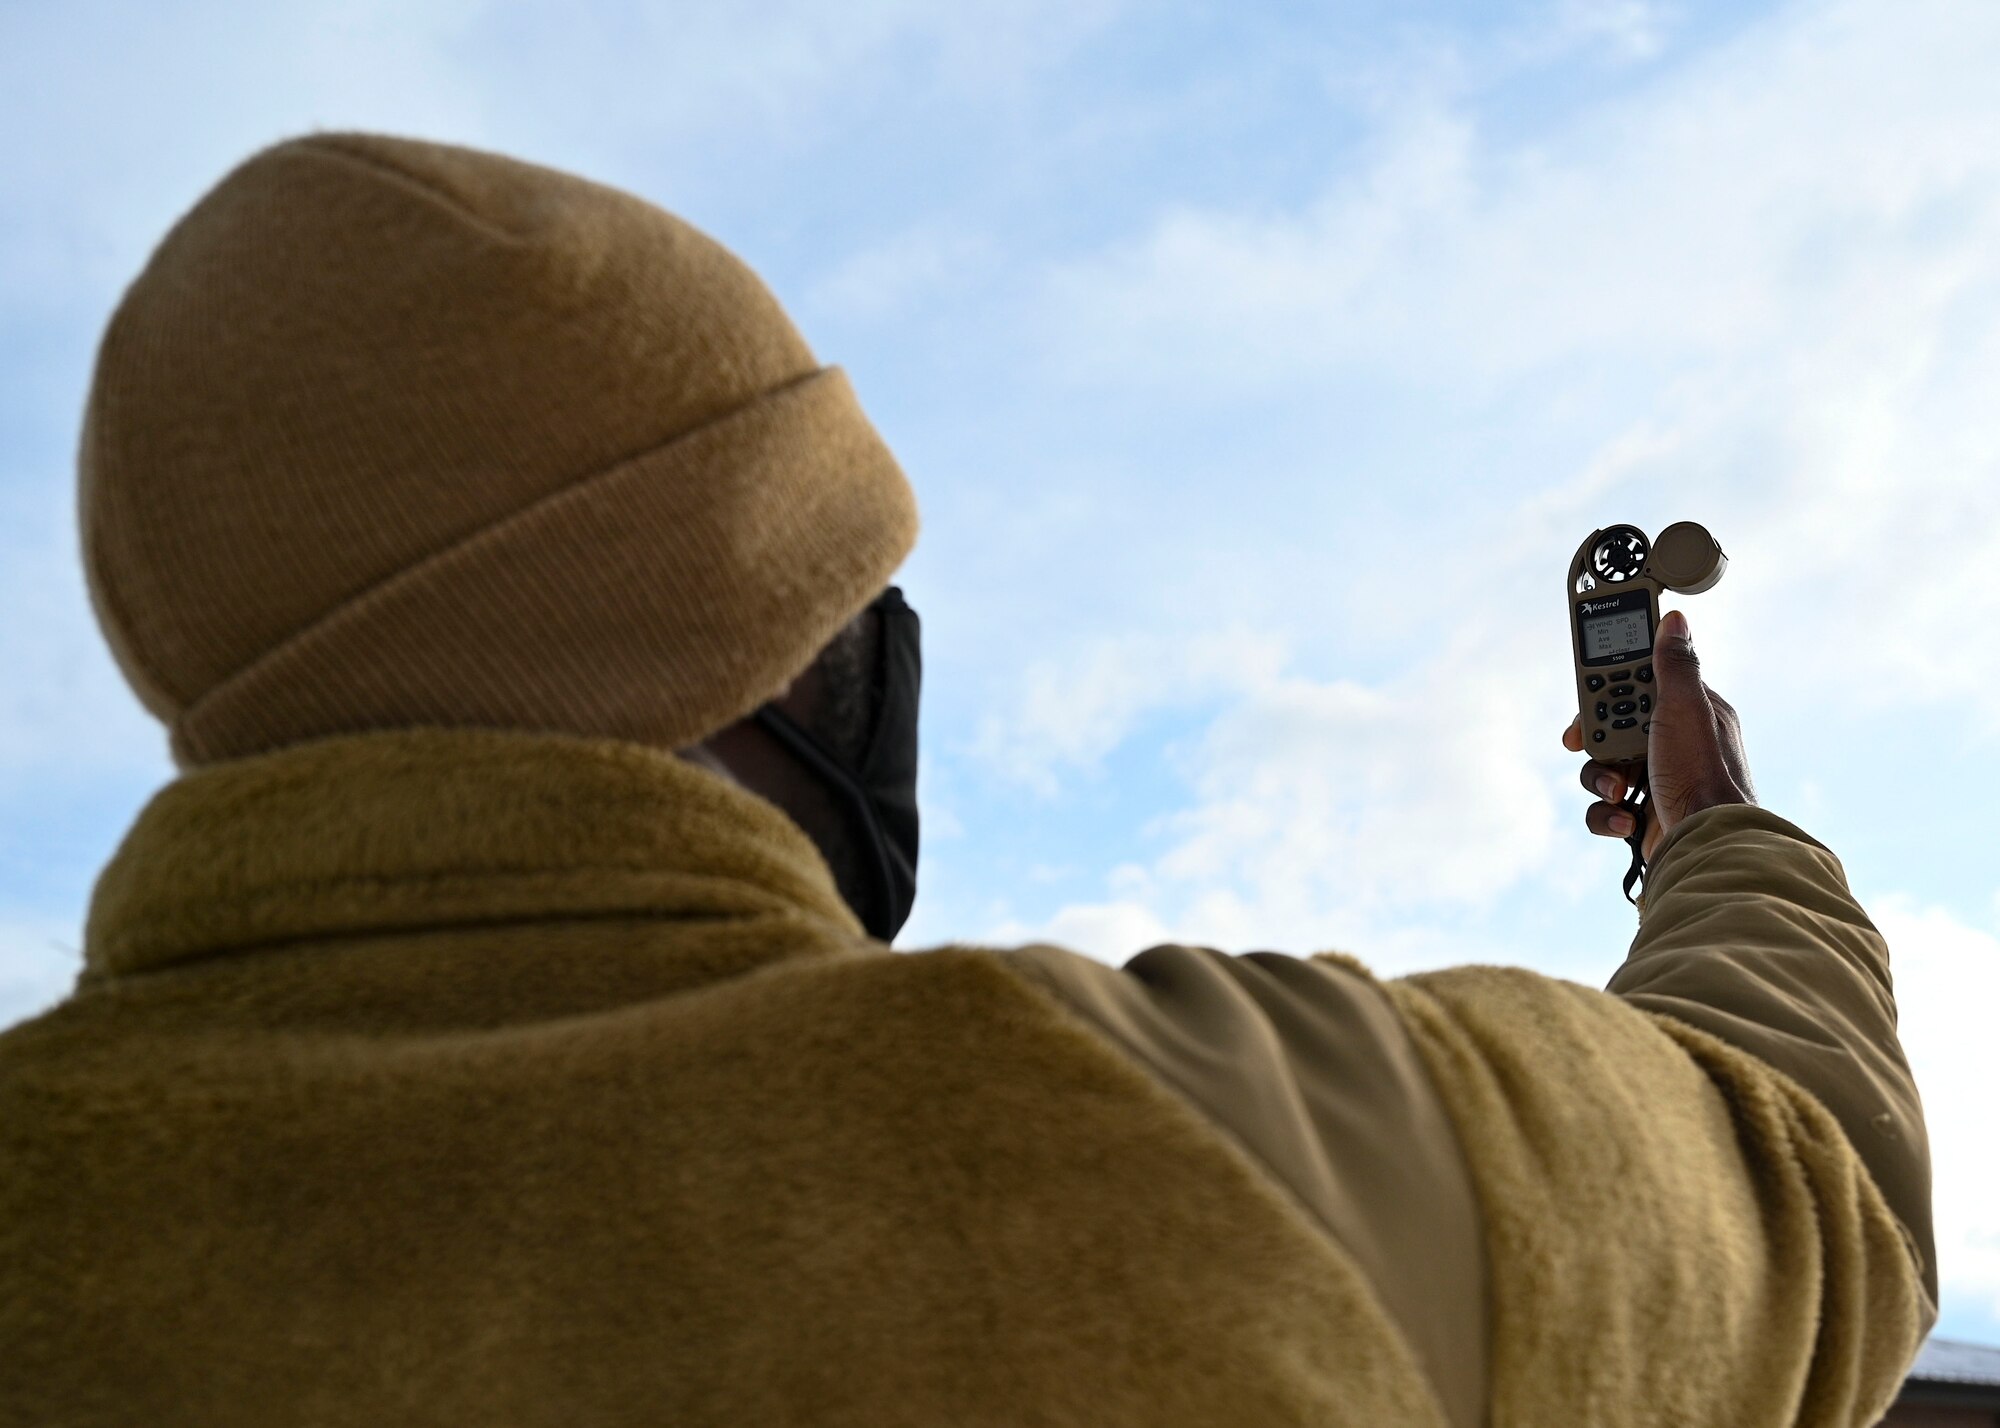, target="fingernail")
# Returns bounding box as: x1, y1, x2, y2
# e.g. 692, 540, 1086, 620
1609, 813, 1635, 835
1662, 610, 1690, 641
1596, 775, 1618, 799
